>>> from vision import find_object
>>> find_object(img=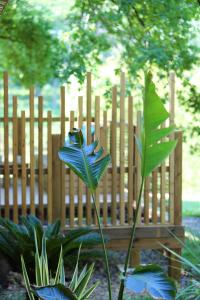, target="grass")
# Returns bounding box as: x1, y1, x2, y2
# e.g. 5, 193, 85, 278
183, 201, 200, 217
